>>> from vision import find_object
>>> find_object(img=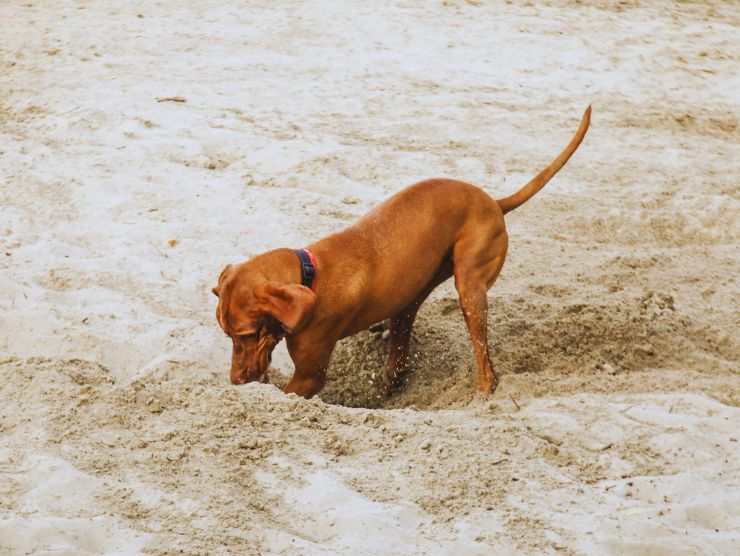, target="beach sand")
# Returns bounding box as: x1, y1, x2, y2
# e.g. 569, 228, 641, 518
1, 1, 738, 554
